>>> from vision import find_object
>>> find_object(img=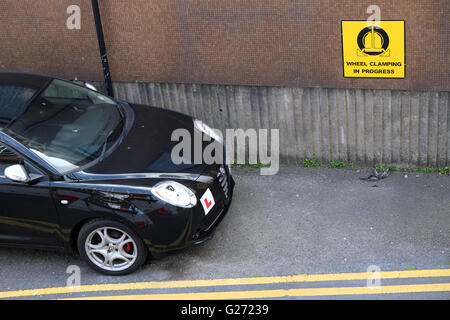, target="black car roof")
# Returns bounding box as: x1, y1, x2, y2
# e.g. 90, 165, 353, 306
0, 72, 53, 89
